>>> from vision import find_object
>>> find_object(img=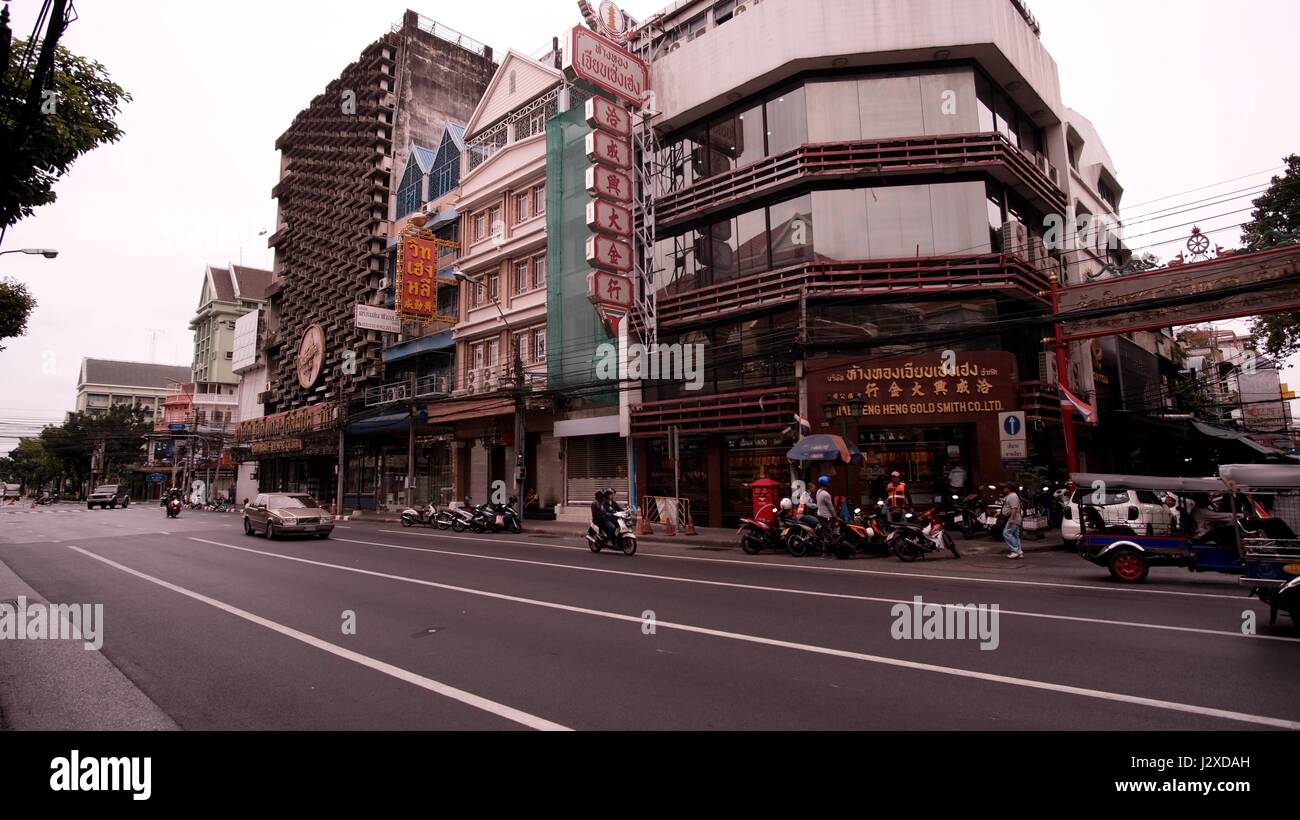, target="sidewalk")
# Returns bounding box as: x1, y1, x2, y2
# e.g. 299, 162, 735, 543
347, 510, 1066, 557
